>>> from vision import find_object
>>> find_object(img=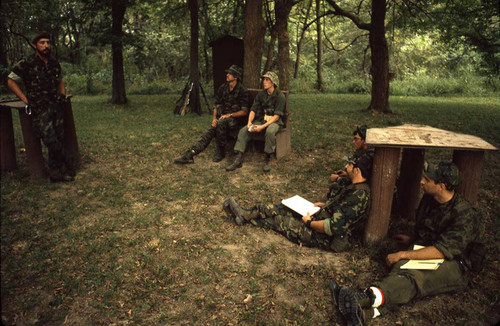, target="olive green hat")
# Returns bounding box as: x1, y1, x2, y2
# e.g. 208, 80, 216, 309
32, 31, 51, 44
353, 125, 368, 140
346, 153, 373, 179
262, 71, 279, 87
424, 161, 461, 190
